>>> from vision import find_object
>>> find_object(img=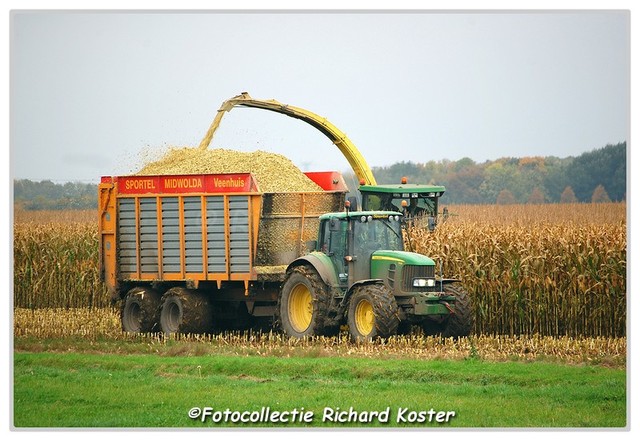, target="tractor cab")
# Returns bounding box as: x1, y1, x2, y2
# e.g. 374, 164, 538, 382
358, 178, 446, 230
317, 210, 405, 288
